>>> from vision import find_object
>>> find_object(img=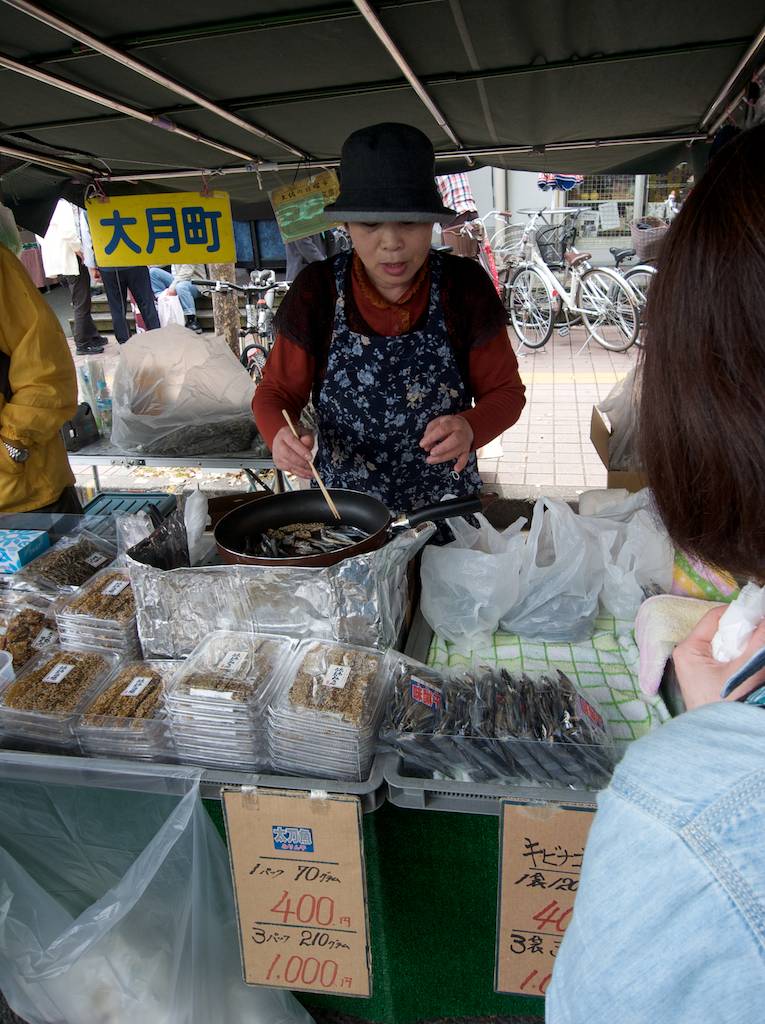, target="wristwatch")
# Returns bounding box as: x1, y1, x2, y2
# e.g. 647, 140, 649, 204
2, 440, 29, 463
